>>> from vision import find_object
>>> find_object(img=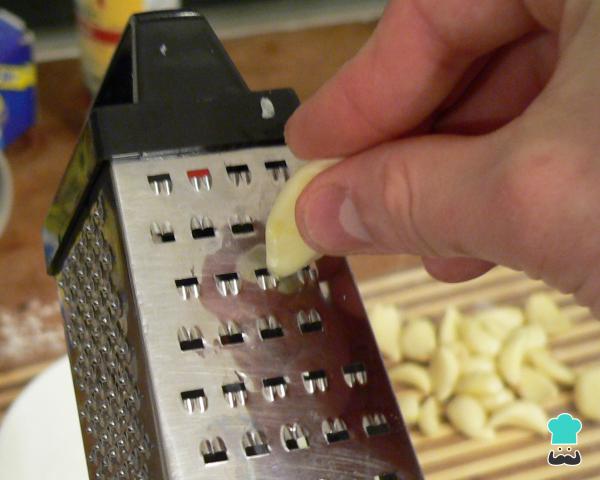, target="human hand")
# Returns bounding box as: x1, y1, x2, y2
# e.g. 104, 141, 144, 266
286, 0, 600, 314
